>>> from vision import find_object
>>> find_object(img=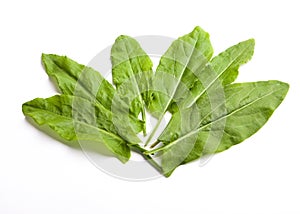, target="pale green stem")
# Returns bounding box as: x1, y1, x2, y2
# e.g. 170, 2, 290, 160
141, 105, 147, 136
129, 144, 162, 173
144, 115, 164, 146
